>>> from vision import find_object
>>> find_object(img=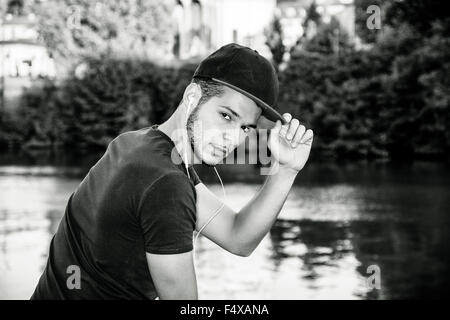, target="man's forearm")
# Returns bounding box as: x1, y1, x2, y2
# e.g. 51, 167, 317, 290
231, 162, 298, 256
